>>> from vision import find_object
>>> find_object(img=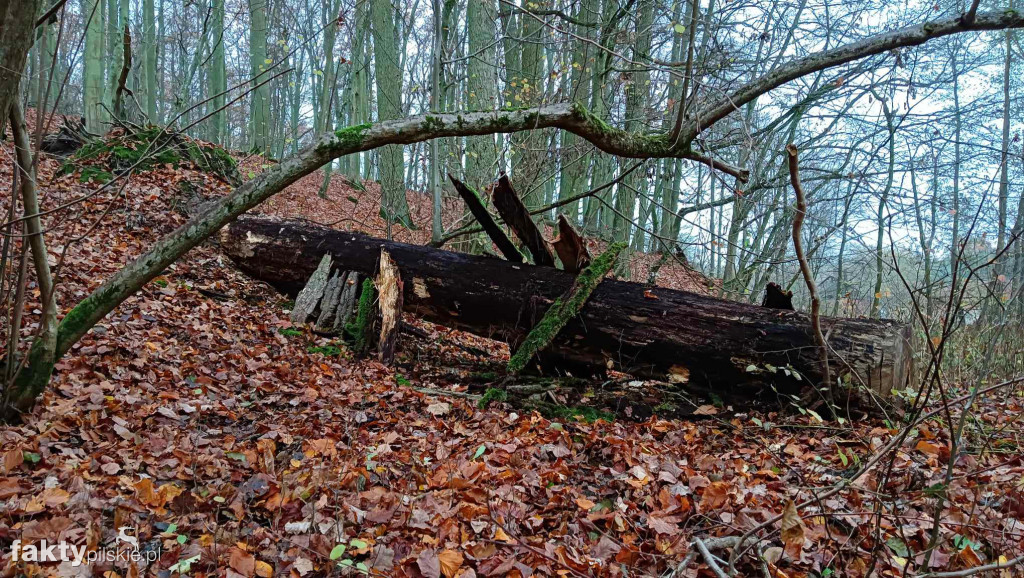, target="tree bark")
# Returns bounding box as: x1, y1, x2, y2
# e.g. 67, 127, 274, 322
493, 174, 555, 266
222, 215, 914, 399
449, 175, 524, 262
